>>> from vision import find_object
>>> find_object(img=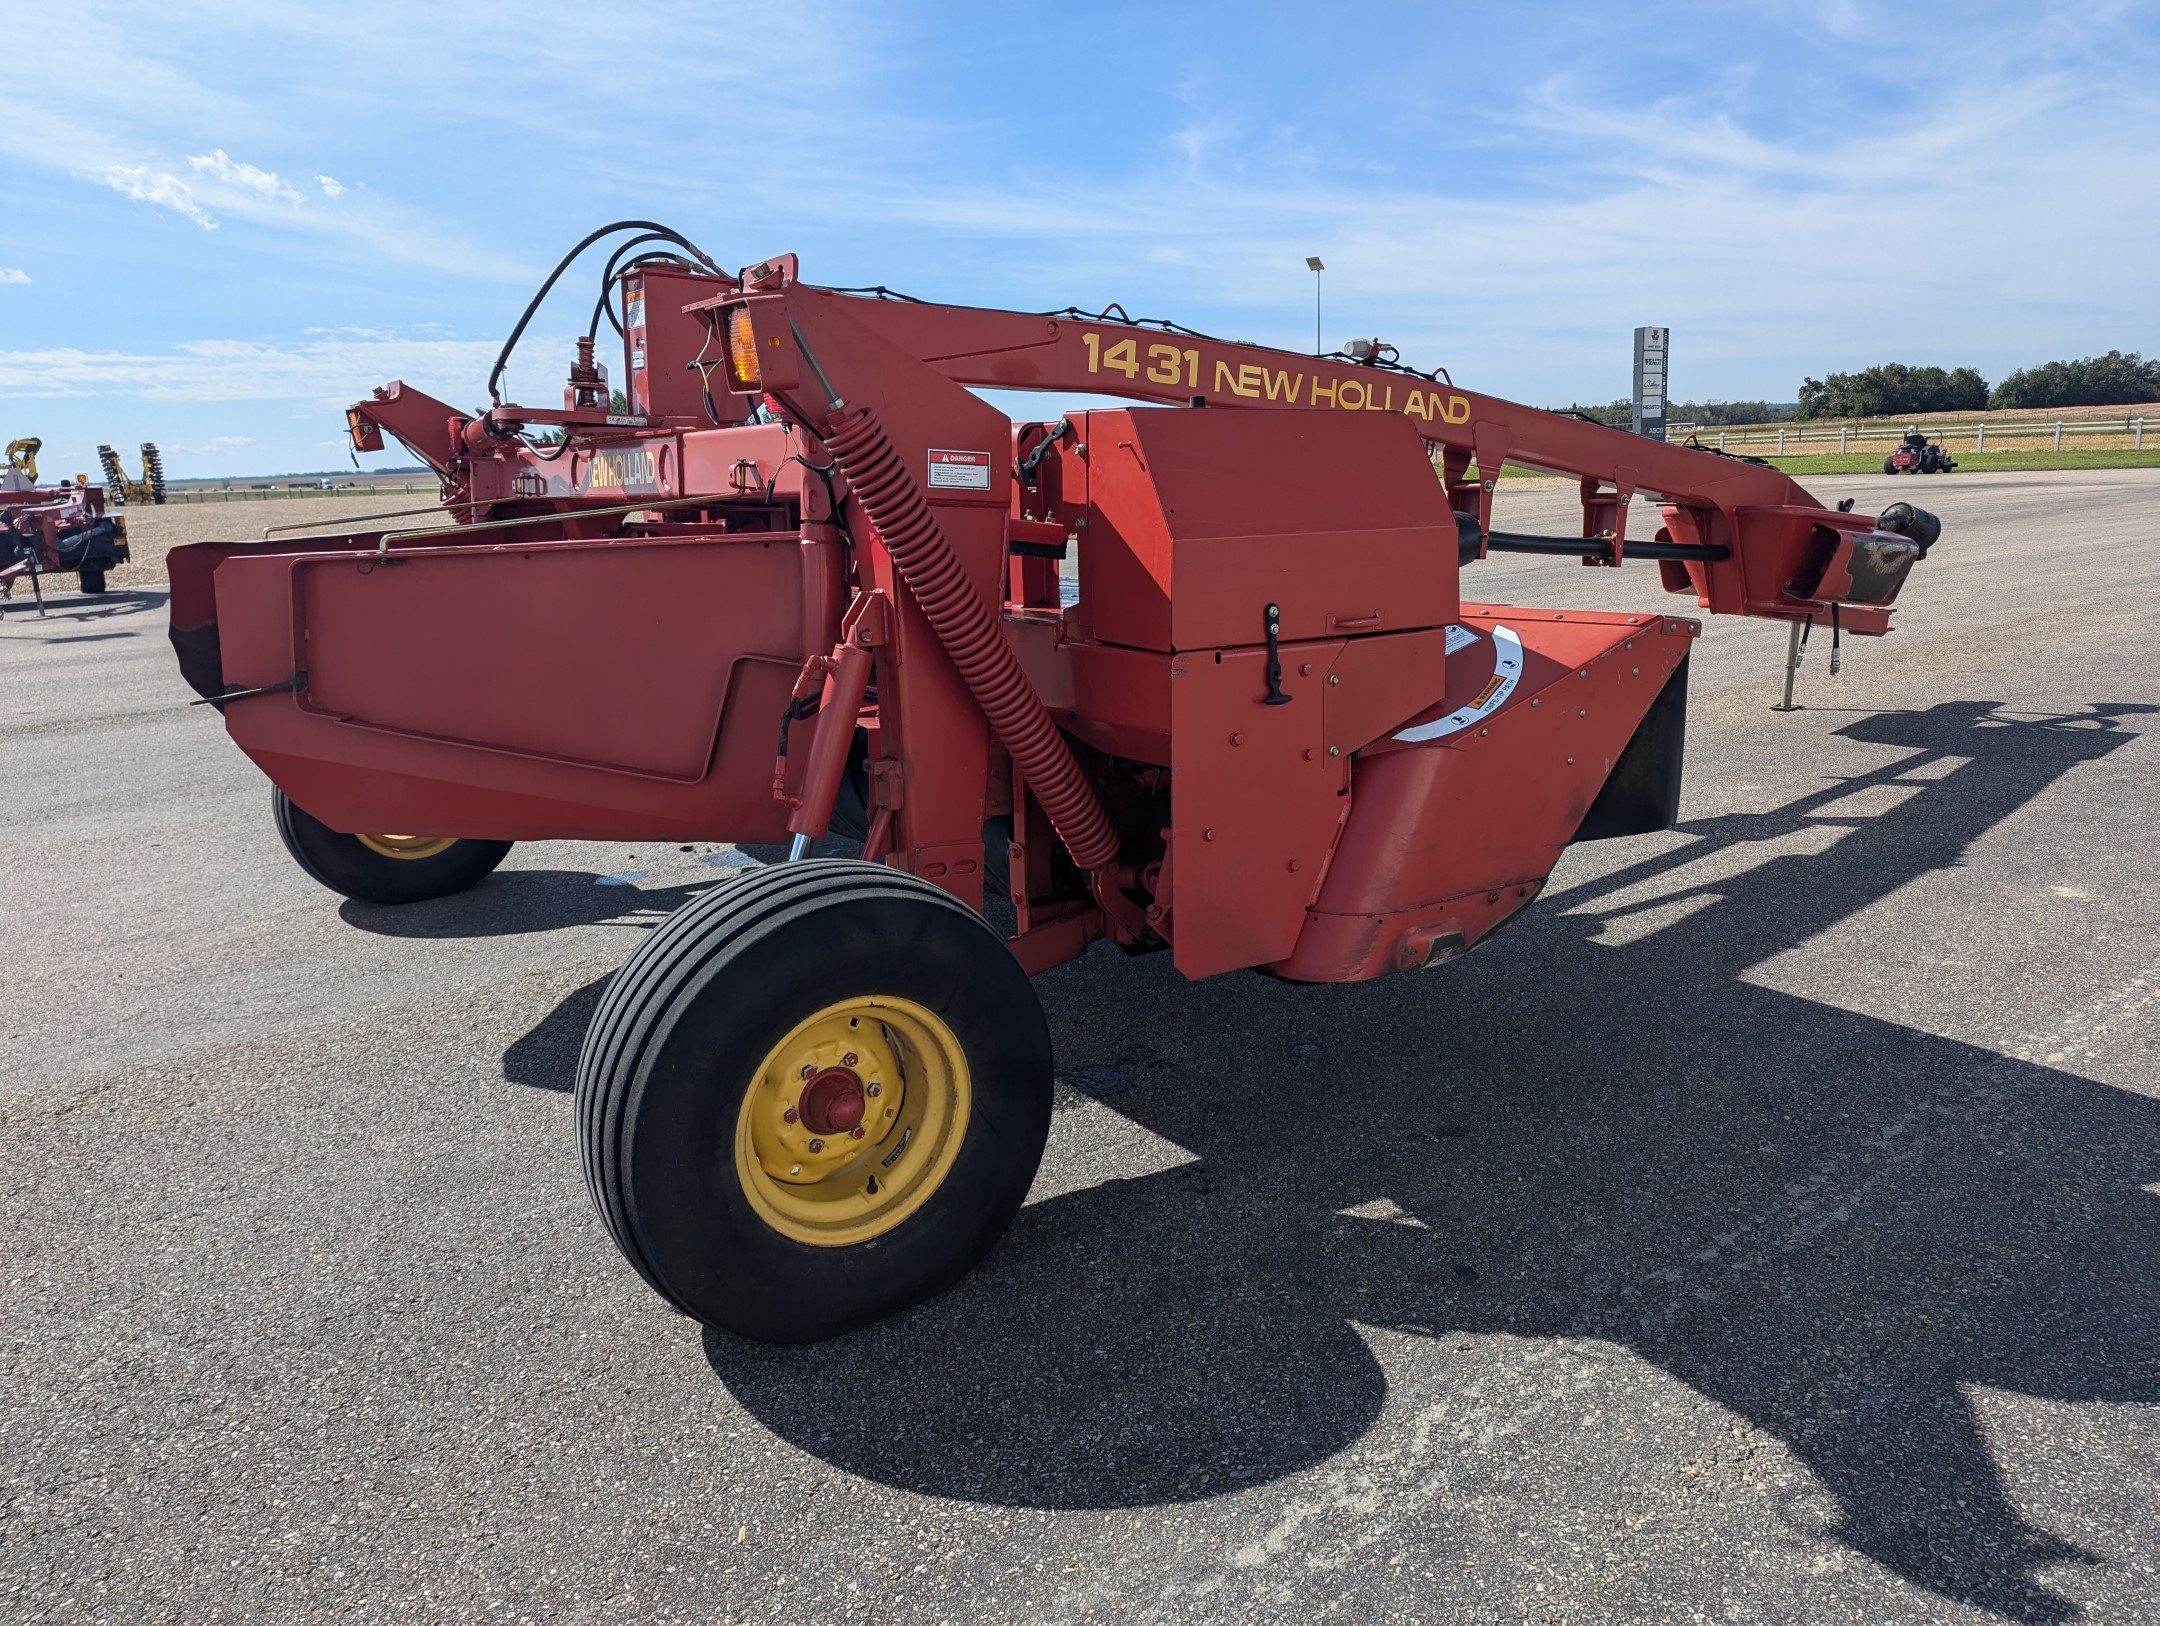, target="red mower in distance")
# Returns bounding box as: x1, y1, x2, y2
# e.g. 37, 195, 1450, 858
2, 441, 131, 615
1884, 429, 1957, 475
167, 223, 1944, 1343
